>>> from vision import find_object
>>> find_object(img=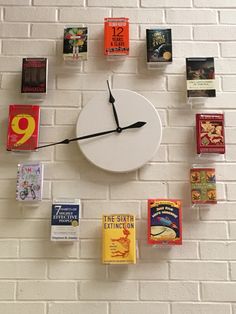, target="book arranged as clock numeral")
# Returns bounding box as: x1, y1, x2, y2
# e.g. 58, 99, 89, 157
102, 214, 136, 264
148, 199, 182, 245
7, 104, 40, 151
63, 26, 88, 61
104, 17, 129, 56
186, 57, 216, 98
196, 113, 225, 154
190, 167, 217, 204
21, 58, 48, 94
16, 162, 43, 202
146, 28, 172, 63
51, 199, 80, 241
